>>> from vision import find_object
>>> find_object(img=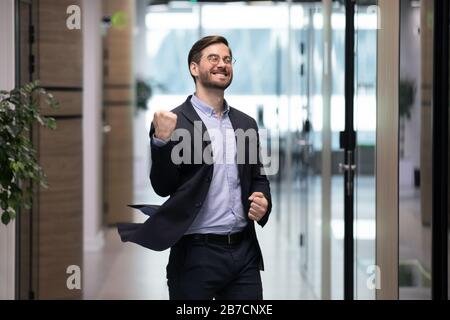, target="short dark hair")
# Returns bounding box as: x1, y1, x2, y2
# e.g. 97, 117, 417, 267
187, 35, 232, 82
